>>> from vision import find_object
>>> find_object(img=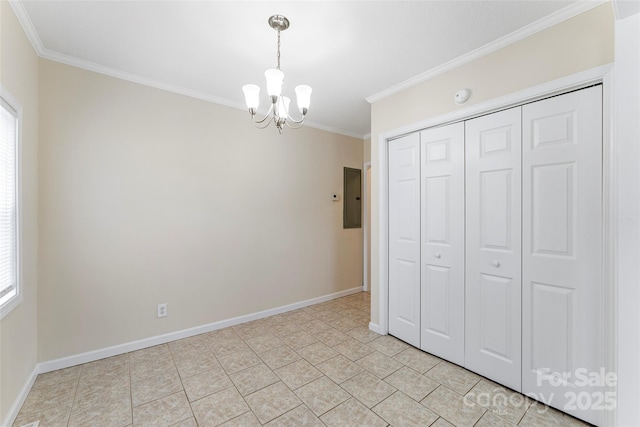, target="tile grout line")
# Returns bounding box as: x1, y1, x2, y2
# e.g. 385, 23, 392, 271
65, 367, 82, 427
19, 294, 538, 427
127, 353, 133, 427
166, 343, 195, 427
